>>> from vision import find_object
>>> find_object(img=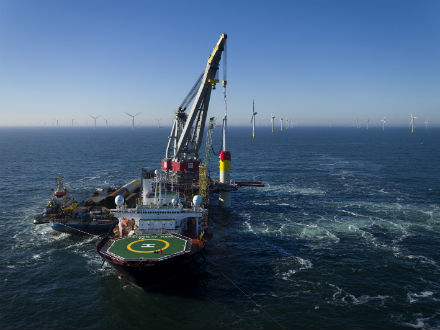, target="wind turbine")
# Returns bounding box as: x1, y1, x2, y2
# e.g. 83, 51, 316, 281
380, 117, 387, 131
425, 119, 429, 129
280, 117, 283, 131
125, 112, 141, 131
156, 119, 161, 128
71, 119, 74, 127
366, 119, 370, 130
103, 118, 109, 128
251, 100, 257, 139
271, 113, 275, 133
89, 115, 99, 129
410, 114, 417, 134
